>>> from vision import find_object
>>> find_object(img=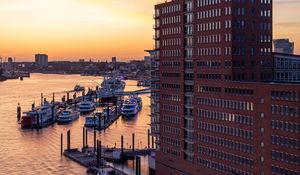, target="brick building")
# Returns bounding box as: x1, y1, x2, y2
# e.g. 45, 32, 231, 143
153, 0, 299, 175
